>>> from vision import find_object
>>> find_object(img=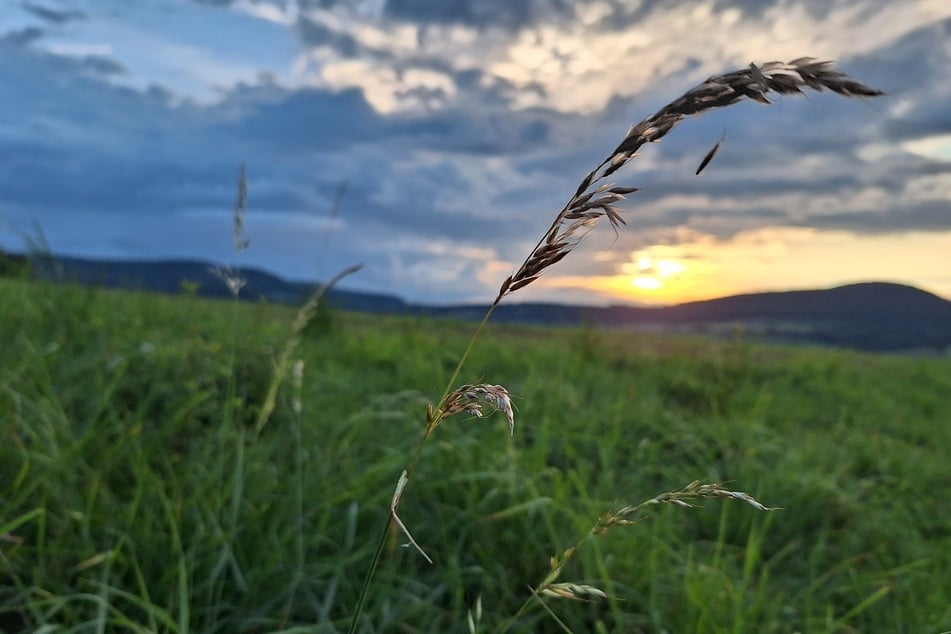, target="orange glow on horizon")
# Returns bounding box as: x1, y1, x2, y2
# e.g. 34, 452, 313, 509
541, 228, 951, 305
616, 250, 694, 301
